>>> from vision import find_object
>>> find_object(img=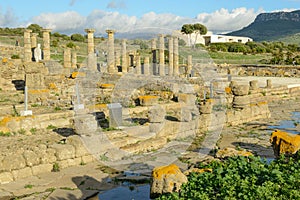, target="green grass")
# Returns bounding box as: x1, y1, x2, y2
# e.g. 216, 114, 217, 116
208, 51, 272, 64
